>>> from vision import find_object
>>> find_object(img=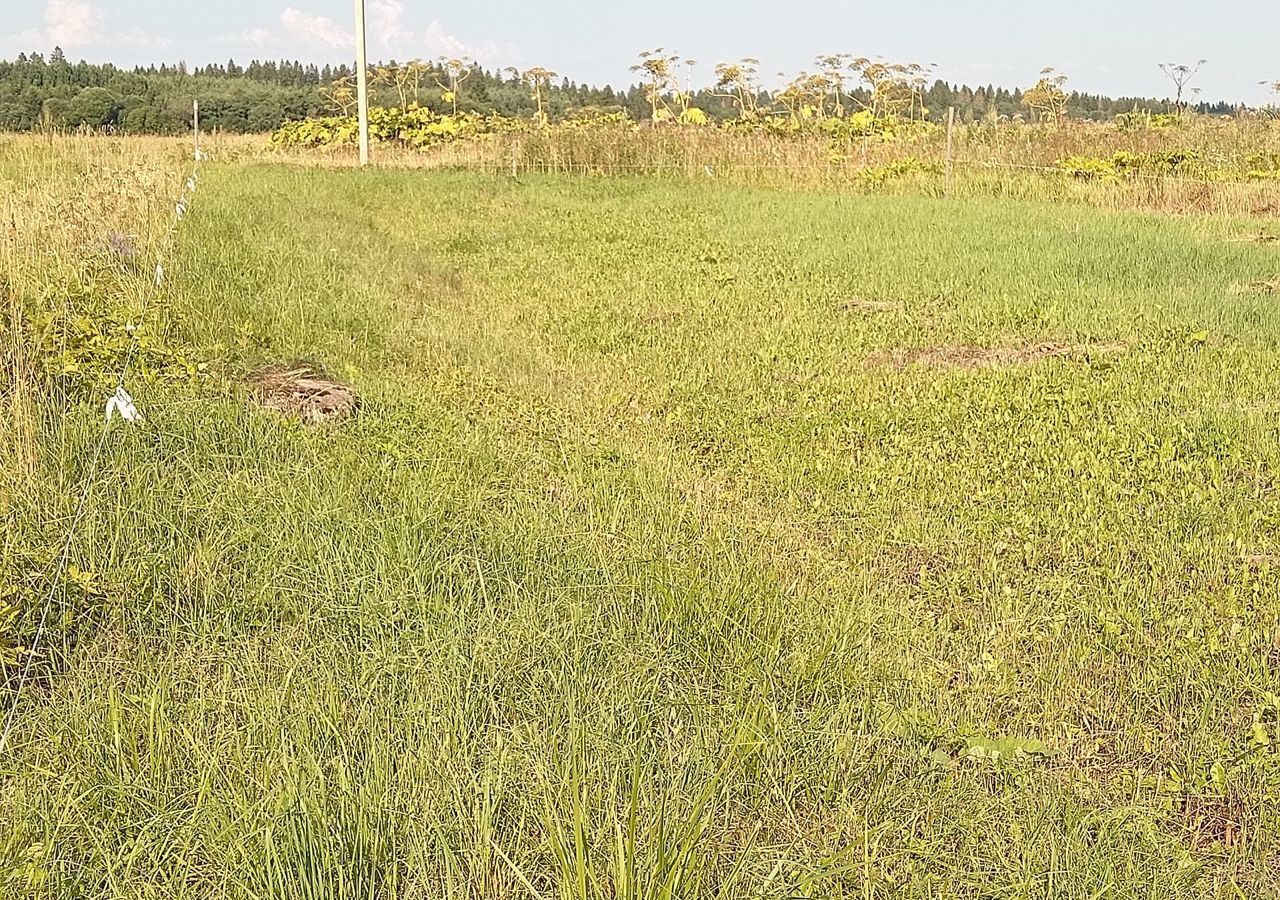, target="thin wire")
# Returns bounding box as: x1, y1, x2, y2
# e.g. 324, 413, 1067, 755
0, 152, 203, 757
